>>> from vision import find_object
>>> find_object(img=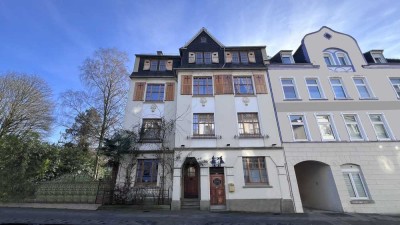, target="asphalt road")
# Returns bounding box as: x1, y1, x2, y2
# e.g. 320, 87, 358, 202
0, 207, 399, 225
